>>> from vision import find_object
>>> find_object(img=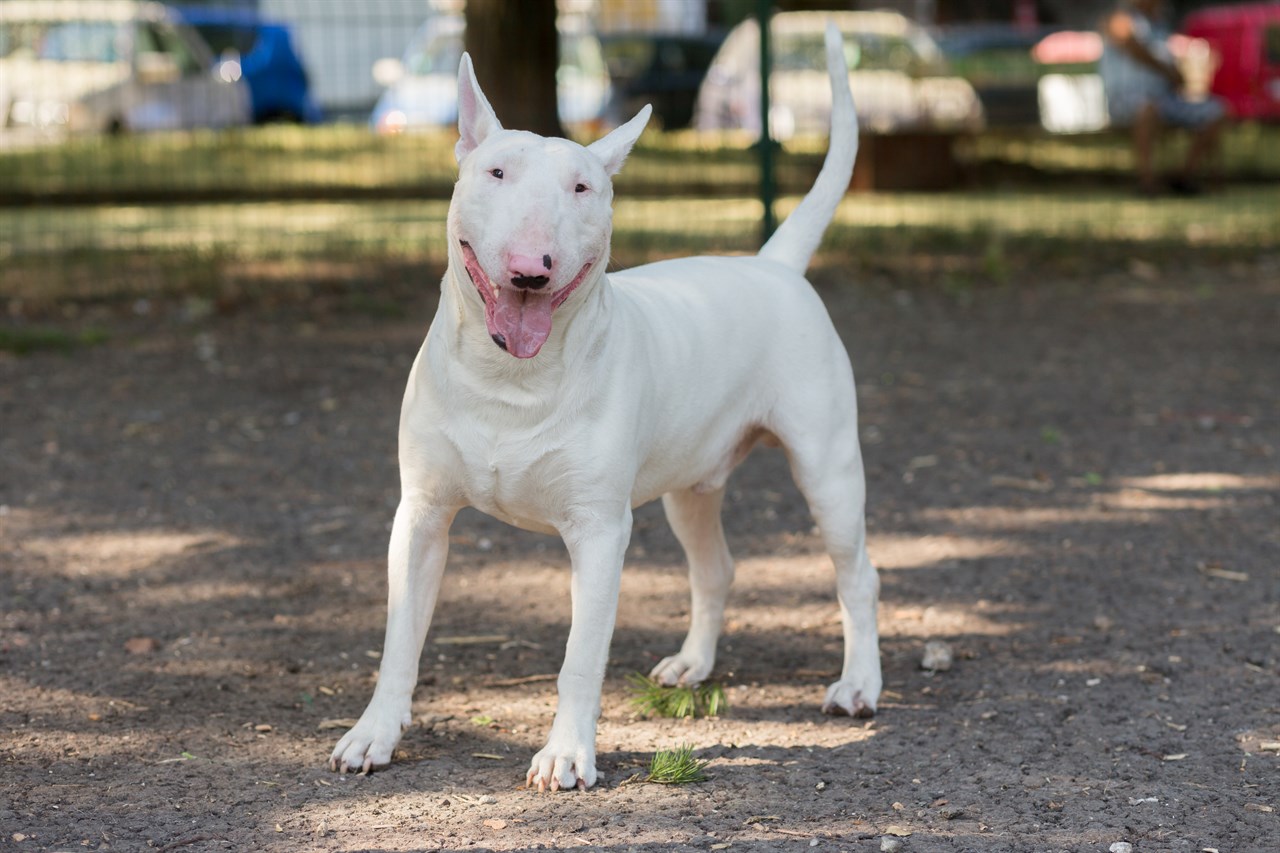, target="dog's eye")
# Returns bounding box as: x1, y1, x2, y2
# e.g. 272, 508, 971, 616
489, 168, 504, 180
575, 183, 588, 194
